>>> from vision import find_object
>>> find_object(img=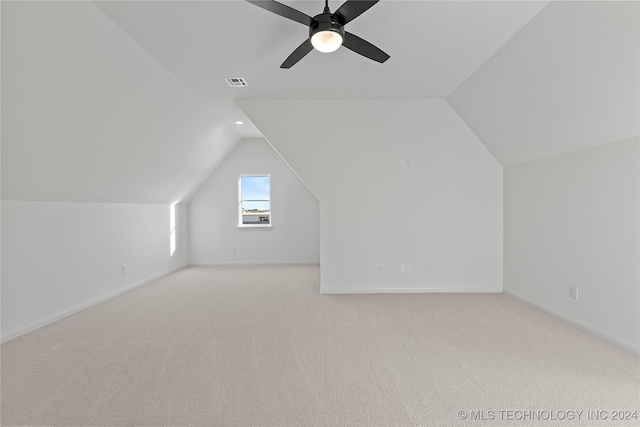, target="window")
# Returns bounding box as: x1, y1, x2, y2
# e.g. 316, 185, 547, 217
170, 201, 178, 256
238, 175, 271, 227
